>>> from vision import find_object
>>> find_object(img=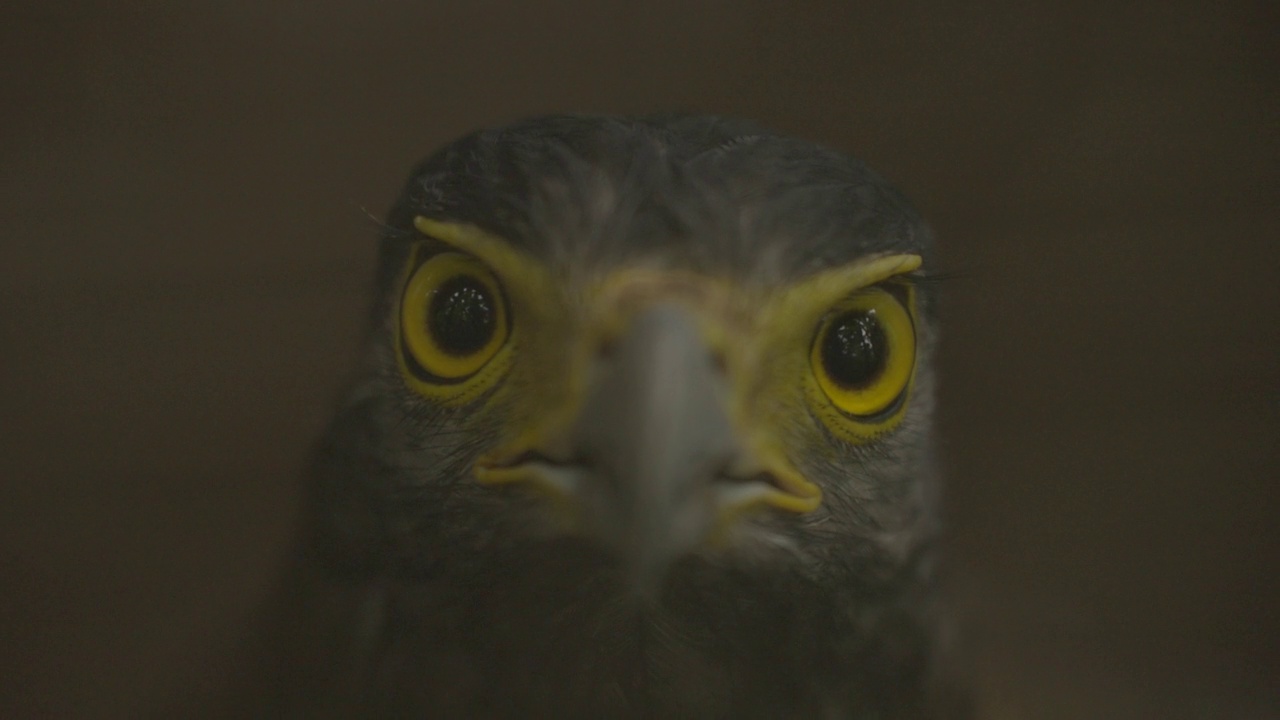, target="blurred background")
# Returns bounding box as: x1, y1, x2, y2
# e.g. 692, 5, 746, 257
1, 2, 1275, 718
